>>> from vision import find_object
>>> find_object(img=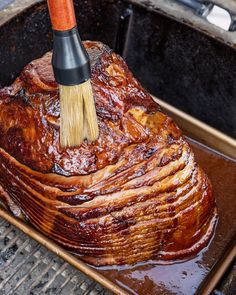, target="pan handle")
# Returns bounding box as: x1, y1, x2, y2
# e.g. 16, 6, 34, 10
47, 0, 76, 31
175, 0, 209, 15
